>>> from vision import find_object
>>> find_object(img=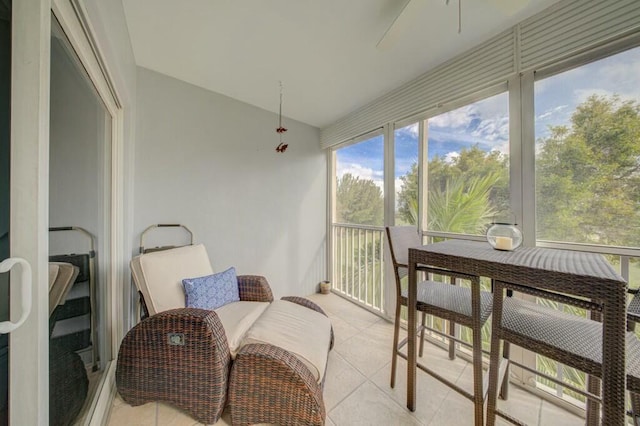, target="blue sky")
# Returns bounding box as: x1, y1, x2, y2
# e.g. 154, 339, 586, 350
336, 45, 640, 192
